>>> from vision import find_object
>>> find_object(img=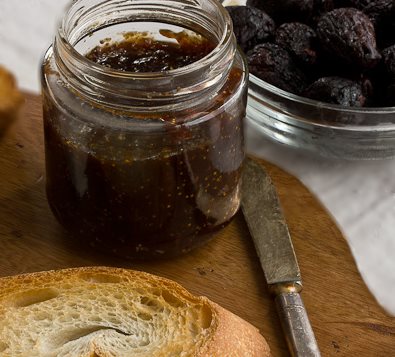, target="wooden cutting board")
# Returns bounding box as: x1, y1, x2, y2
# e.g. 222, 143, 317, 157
0, 93, 394, 356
